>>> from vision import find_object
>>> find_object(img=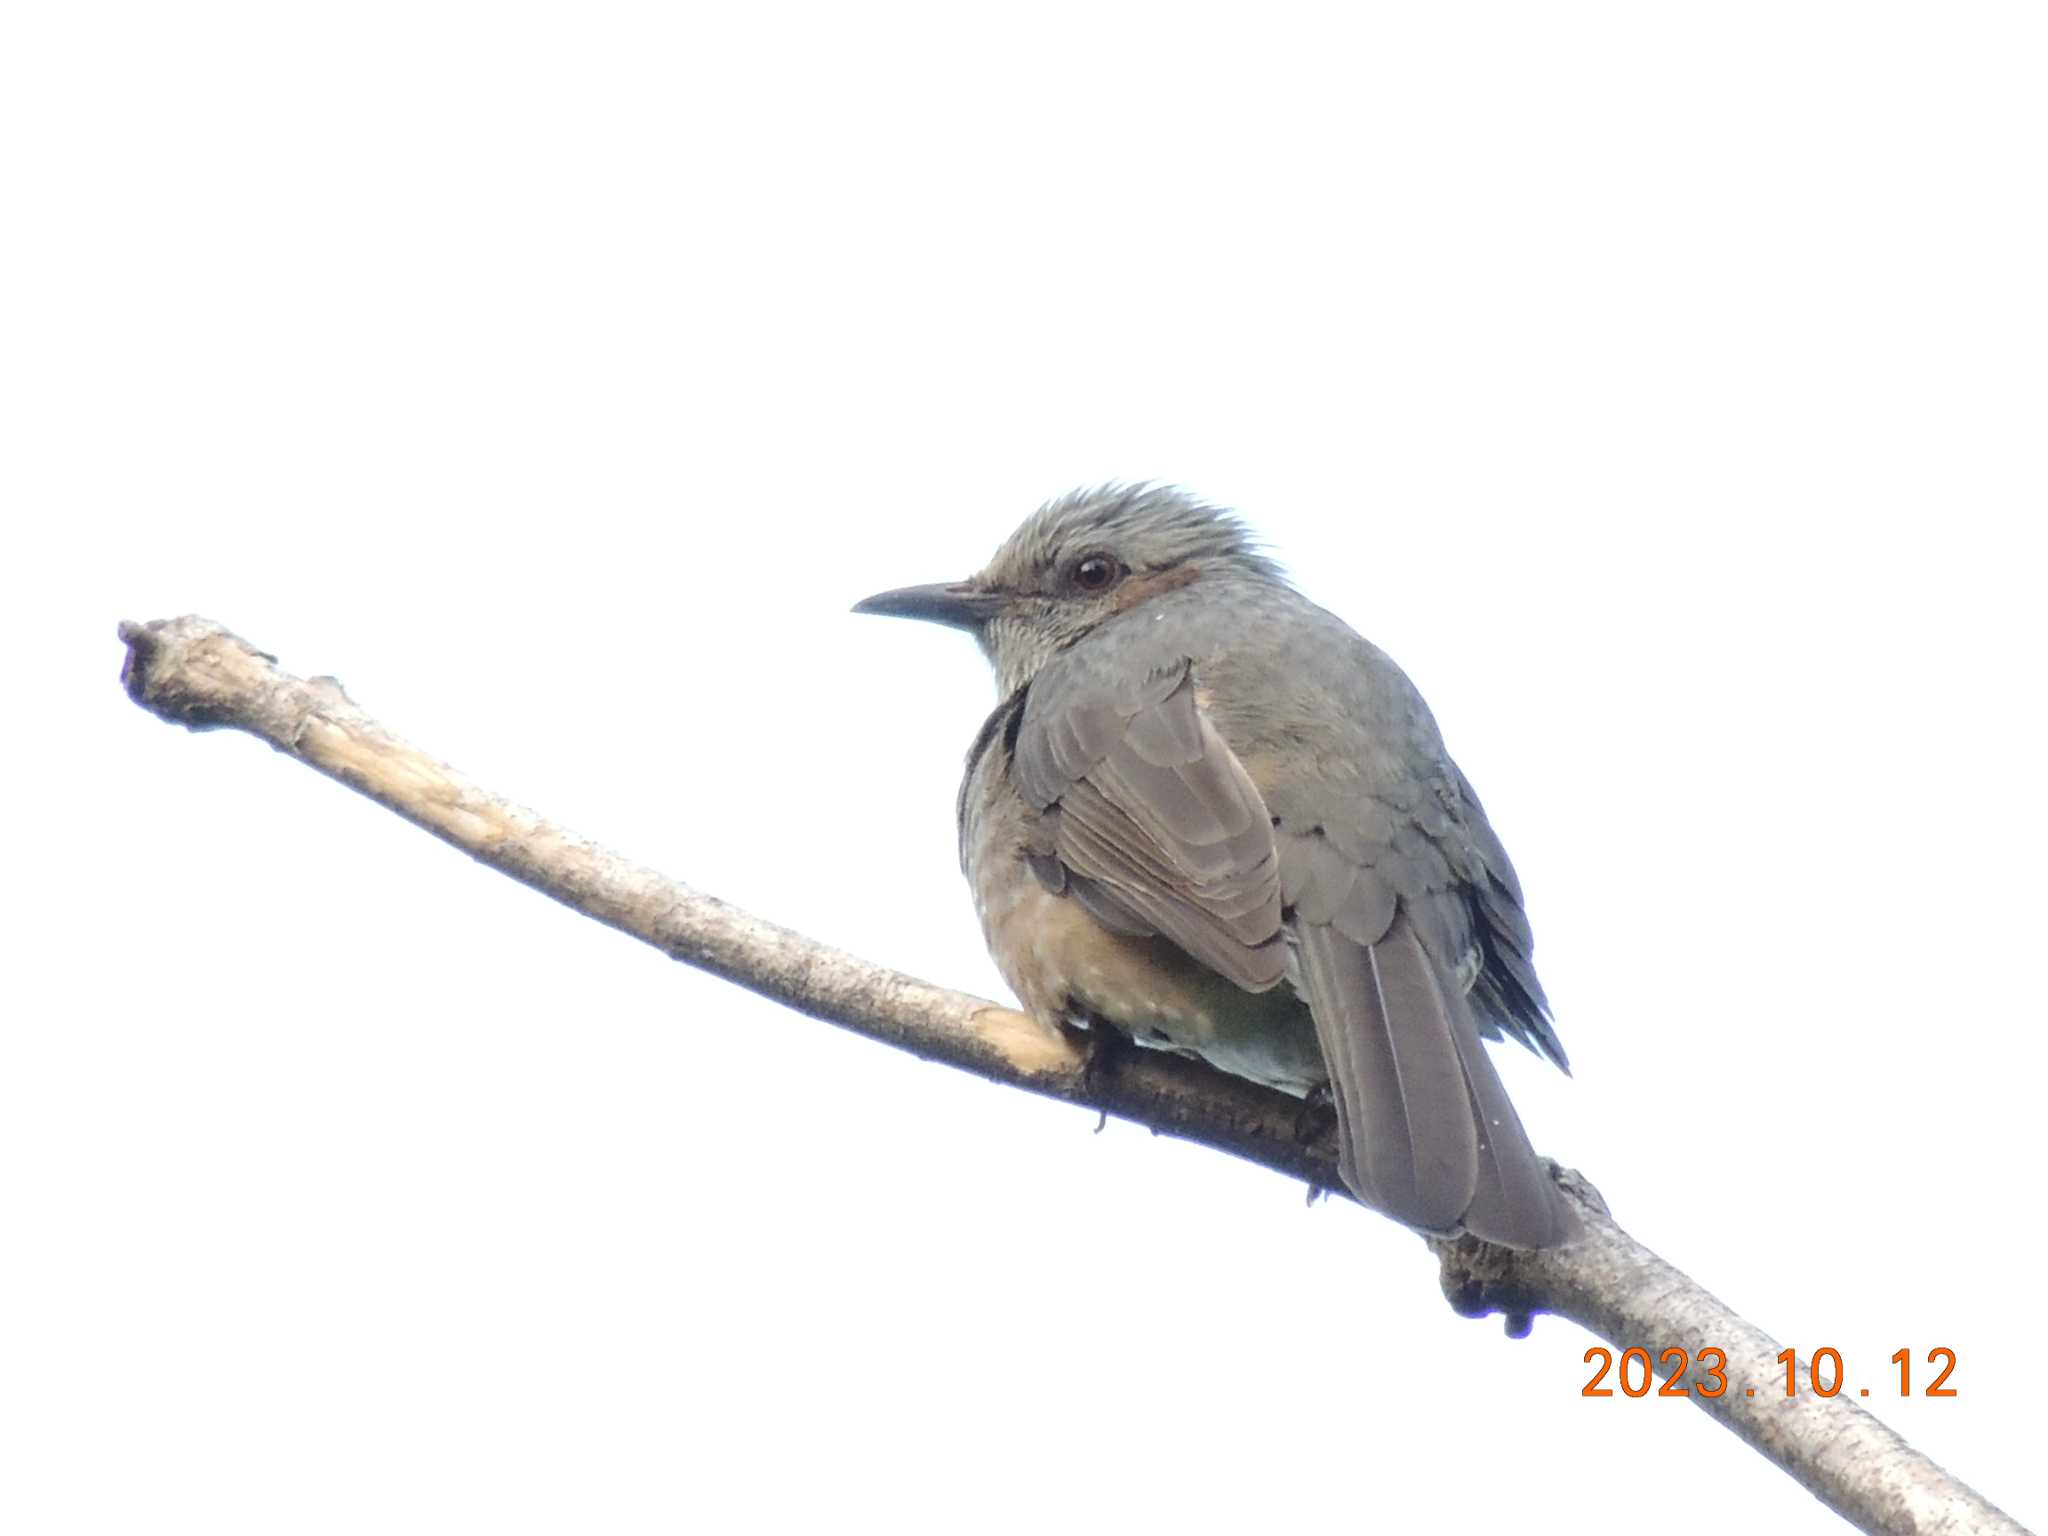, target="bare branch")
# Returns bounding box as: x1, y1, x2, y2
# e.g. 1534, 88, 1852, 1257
118, 615, 2029, 1536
